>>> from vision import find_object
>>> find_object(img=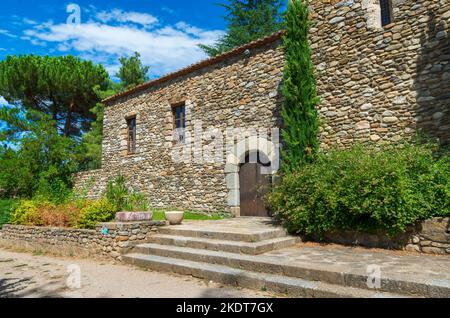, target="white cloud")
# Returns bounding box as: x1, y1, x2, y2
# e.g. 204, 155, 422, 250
96, 9, 158, 28
22, 12, 225, 76
22, 18, 37, 25
0, 29, 17, 38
